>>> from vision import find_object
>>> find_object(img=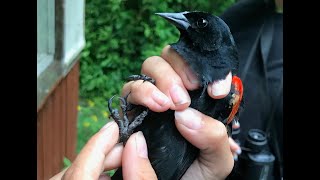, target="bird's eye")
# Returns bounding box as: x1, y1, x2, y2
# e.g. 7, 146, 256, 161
196, 18, 208, 28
